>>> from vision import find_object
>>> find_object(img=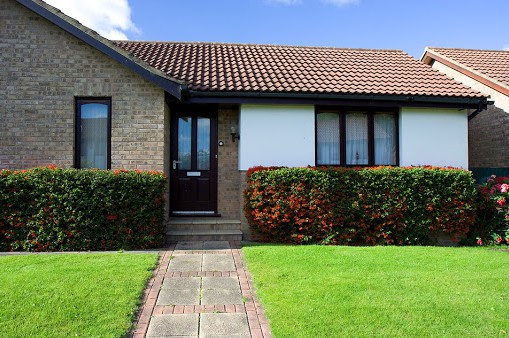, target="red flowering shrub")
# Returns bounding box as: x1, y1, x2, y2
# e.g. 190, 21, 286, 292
0, 166, 166, 251
245, 166, 478, 245
474, 175, 509, 246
